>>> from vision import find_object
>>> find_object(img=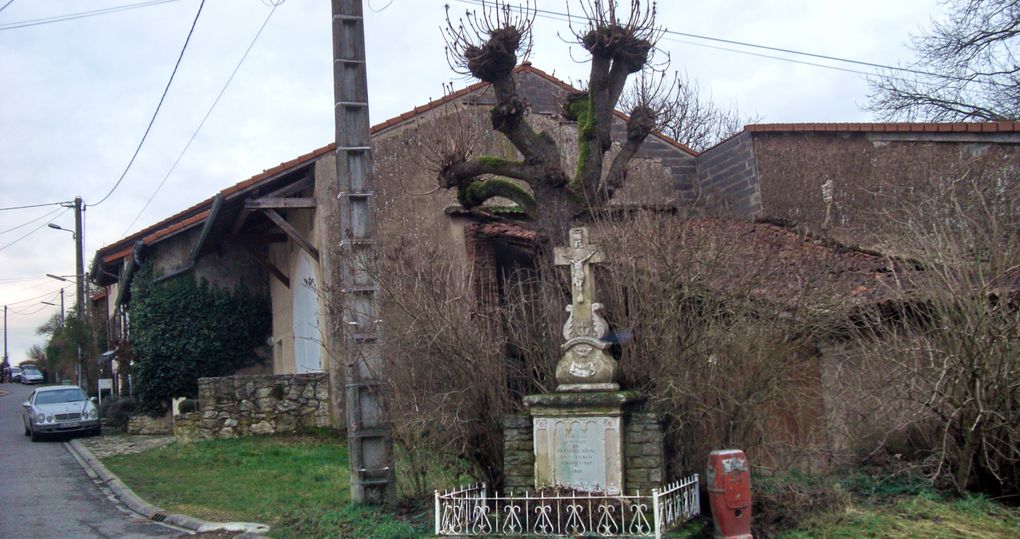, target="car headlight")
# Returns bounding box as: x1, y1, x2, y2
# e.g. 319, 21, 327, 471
45, 414, 54, 423
35, 412, 45, 423
89, 409, 98, 419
